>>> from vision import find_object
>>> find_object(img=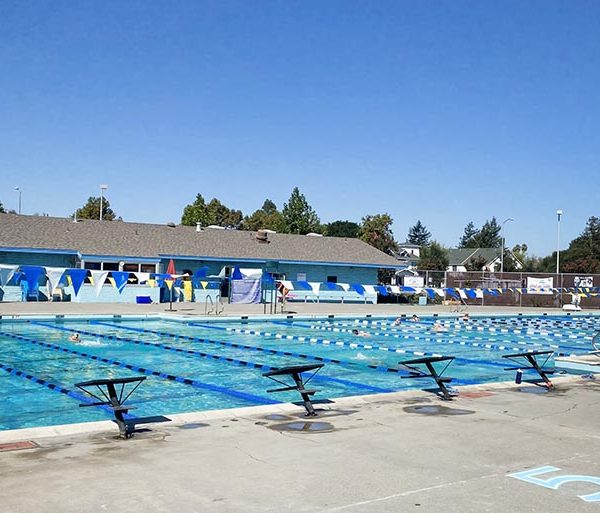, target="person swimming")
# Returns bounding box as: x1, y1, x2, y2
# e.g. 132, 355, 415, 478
432, 321, 448, 333
69, 333, 81, 342
352, 329, 371, 338
461, 313, 470, 322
